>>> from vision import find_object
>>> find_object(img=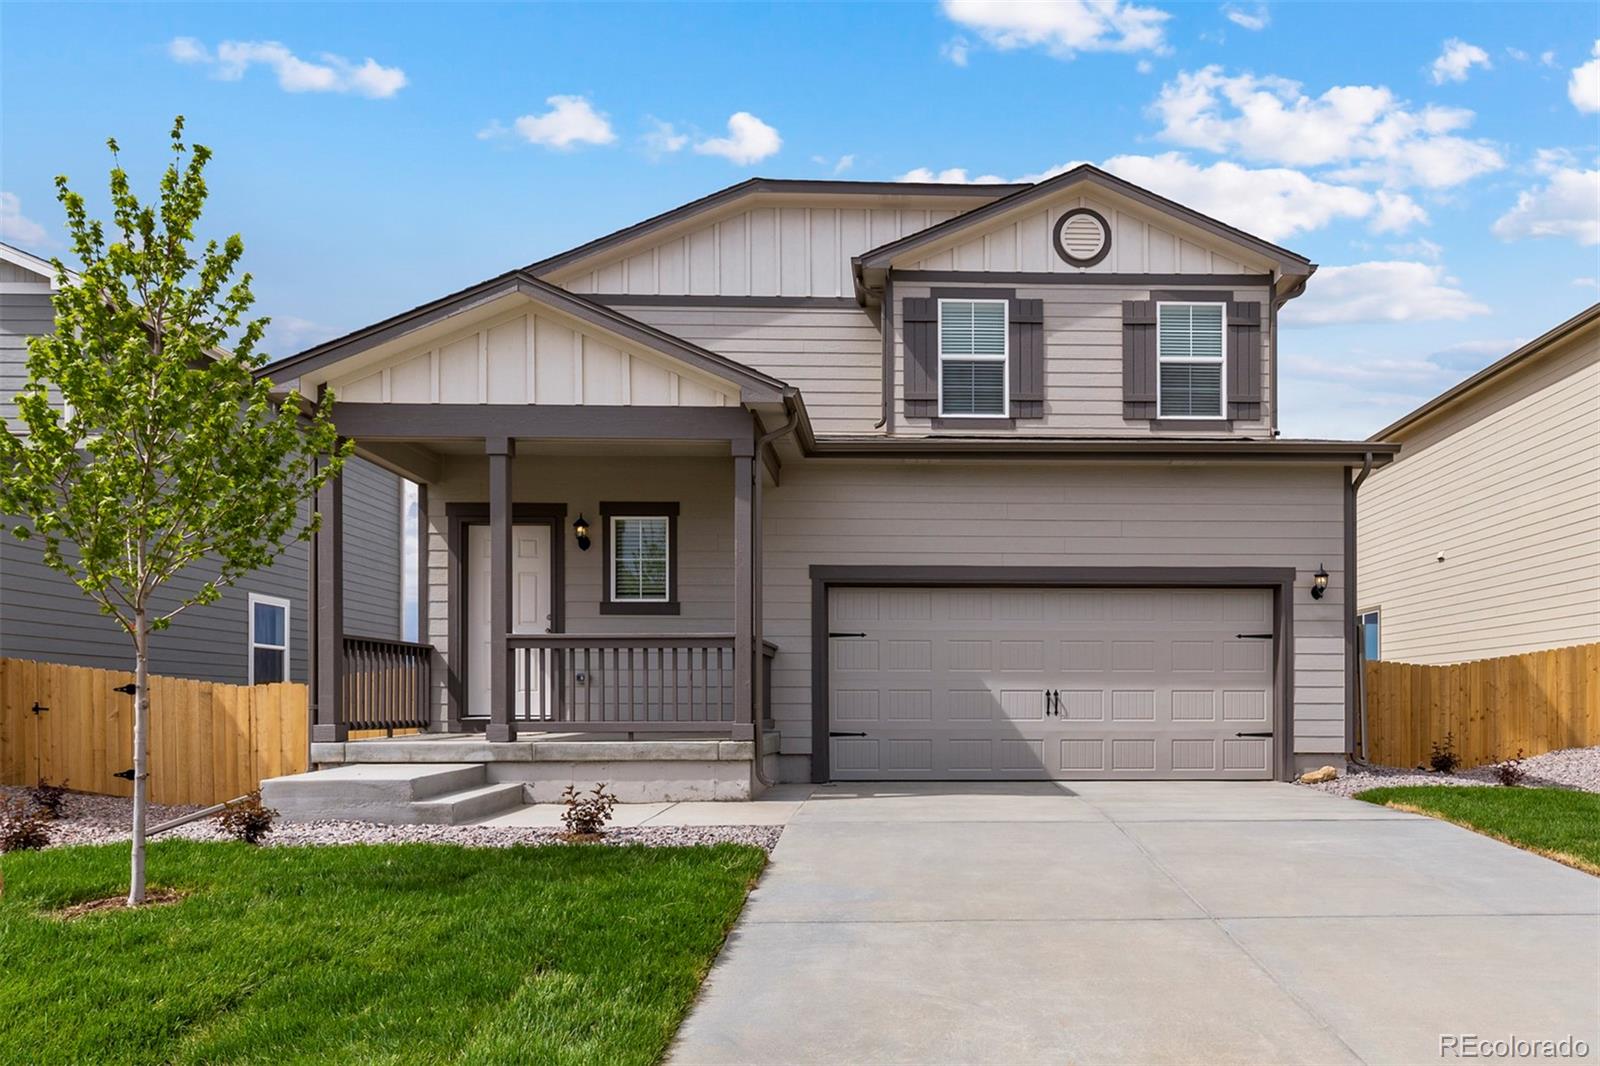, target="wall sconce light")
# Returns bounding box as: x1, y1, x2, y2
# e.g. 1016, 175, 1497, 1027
1311, 564, 1329, 599
573, 514, 591, 552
